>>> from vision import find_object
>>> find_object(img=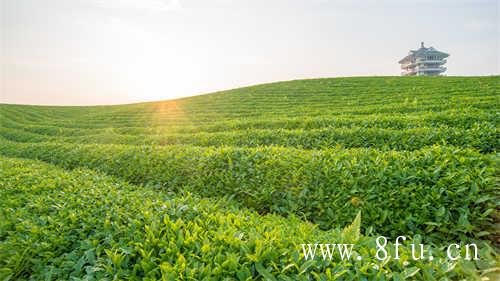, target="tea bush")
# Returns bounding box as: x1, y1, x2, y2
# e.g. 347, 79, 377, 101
0, 140, 497, 243
1, 123, 497, 152
0, 157, 497, 280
